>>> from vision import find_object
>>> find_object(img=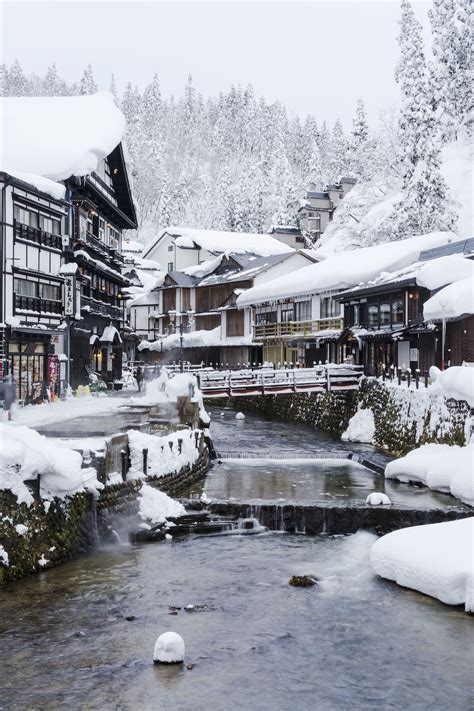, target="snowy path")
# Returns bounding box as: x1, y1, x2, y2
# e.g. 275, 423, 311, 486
5, 392, 136, 429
